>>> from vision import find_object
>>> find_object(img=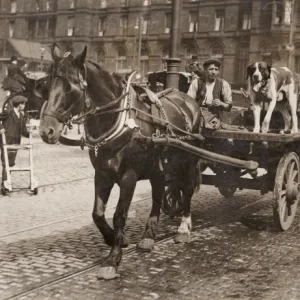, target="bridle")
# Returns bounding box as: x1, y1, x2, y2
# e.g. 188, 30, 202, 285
41, 61, 137, 155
